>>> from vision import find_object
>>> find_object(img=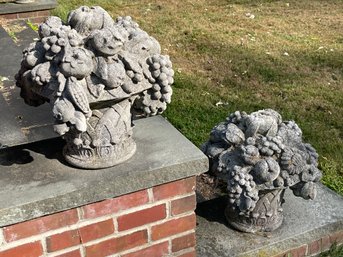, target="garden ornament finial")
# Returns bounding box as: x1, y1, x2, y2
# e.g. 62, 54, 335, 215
203, 109, 322, 233
16, 6, 174, 169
